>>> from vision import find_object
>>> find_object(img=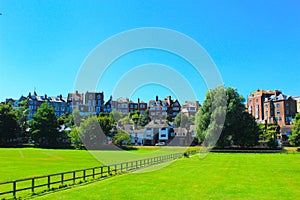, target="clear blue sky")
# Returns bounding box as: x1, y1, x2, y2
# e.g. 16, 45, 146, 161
1, 0, 299, 104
